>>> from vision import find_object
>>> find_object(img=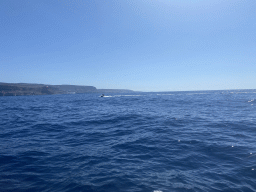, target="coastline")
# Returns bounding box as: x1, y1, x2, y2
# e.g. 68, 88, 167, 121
0, 83, 133, 96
